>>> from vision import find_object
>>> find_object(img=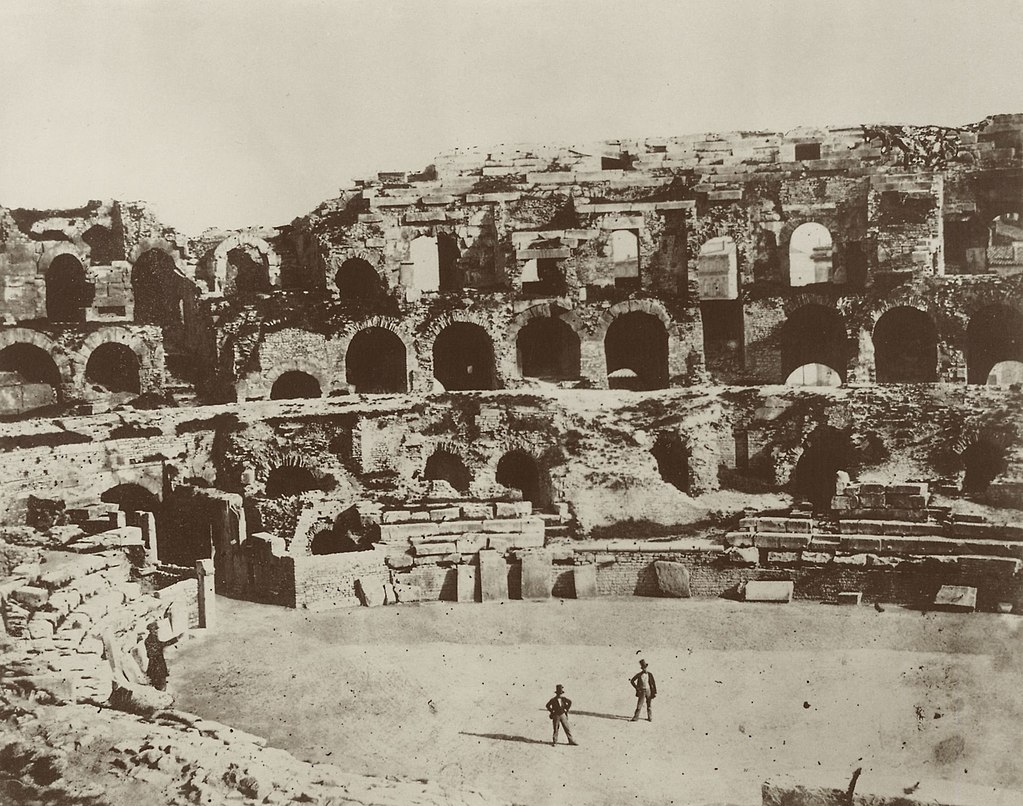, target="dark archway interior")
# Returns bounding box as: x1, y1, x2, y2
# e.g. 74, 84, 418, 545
962, 440, 1007, 494
873, 307, 938, 382
605, 312, 669, 390
46, 254, 92, 322
496, 450, 546, 509
309, 529, 361, 555
966, 305, 1023, 384
700, 300, 745, 373
518, 317, 580, 379
270, 371, 321, 400
943, 215, 988, 273
844, 241, 868, 288
651, 432, 690, 494
227, 247, 271, 299
523, 259, 567, 297
438, 232, 462, 292
790, 427, 855, 510
424, 450, 472, 493
433, 323, 496, 391
85, 343, 140, 394
0, 344, 61, 389
335, 258, 384, 300
265, 465, 318, 497
101, 484, 159, 512
780, 305, 848, 382
346, 328, 407, 393
132, 250, 182, 326
82, 225, 121, 265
